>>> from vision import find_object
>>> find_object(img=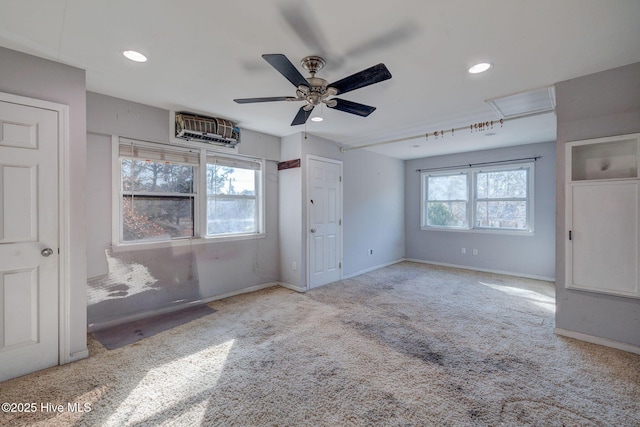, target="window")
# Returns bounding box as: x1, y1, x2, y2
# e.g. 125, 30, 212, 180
474, 167, 529, 230
116, 139, 263, 245
206, 154, 261, 236
424, 172, 469, 228
119, 144, 198, 242
421, 162, 533, 233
